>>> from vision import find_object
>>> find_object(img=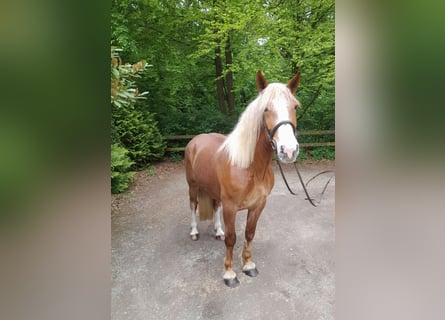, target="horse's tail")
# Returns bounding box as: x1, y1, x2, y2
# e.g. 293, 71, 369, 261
197, 190, 213, 221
